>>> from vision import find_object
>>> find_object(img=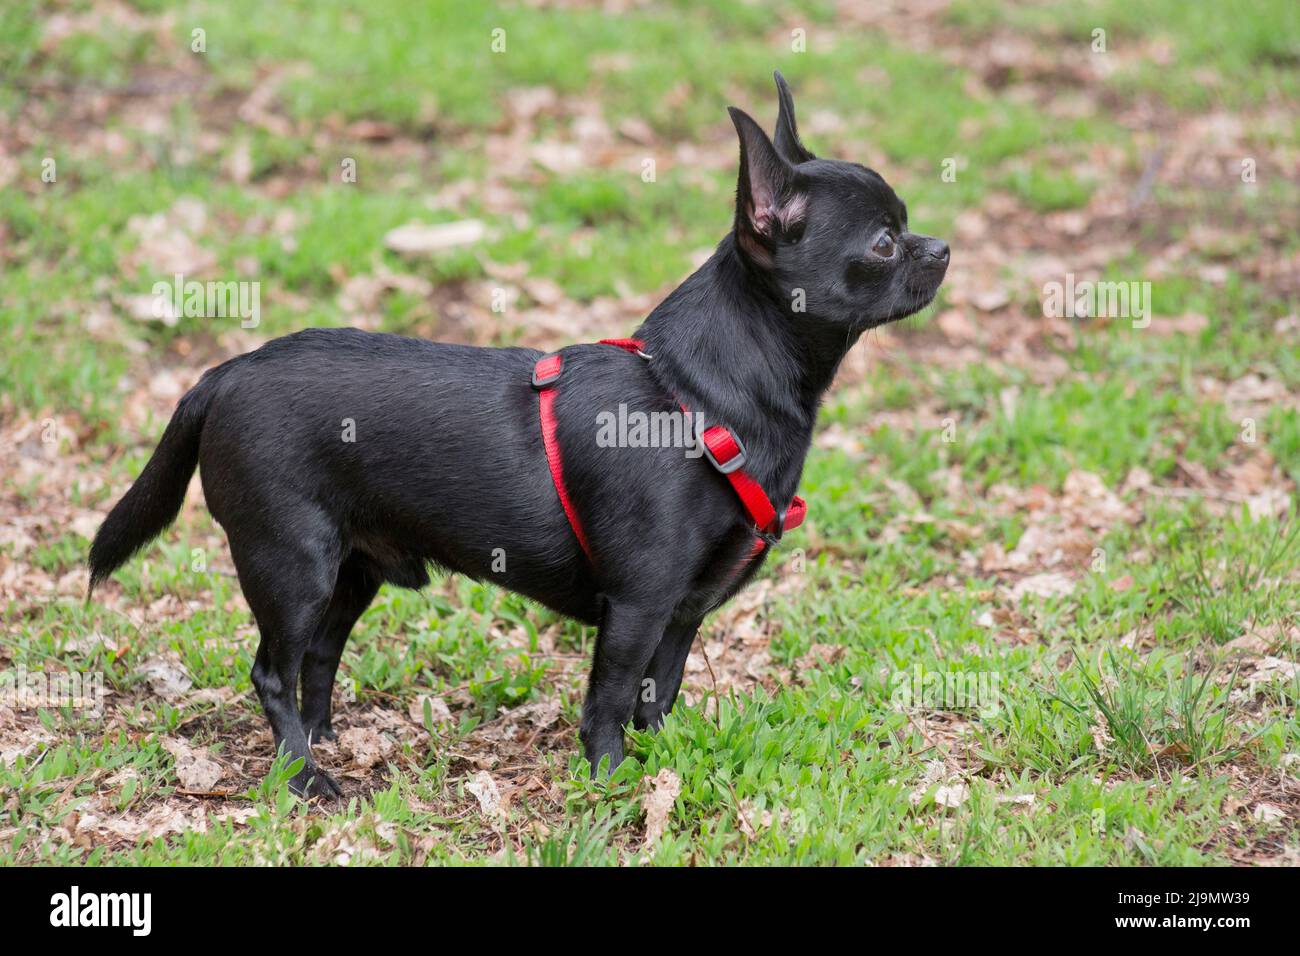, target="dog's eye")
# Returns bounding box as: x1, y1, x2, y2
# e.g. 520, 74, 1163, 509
872, 232, 895, 258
